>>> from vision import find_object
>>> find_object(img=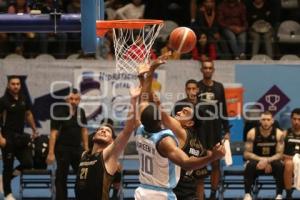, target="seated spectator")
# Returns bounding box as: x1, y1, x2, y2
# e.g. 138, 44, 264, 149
192, 0, 231, 59
218, 0, 247, 59
8, 0, 35, 55
192, 31, 217, 61
243, 111, 284, 200
105, 0, 124, 20
115, 0, 145, 19
247, 0, 275, 59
